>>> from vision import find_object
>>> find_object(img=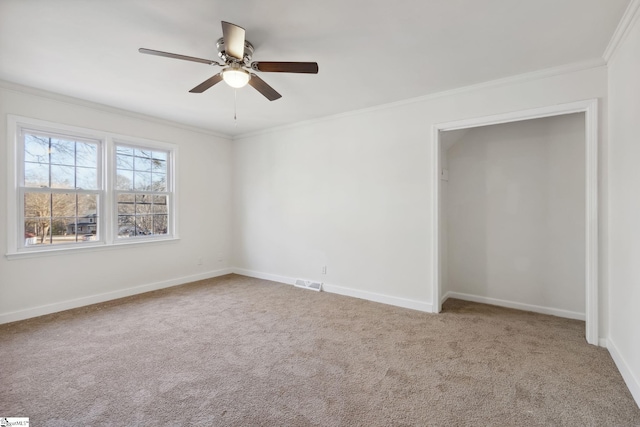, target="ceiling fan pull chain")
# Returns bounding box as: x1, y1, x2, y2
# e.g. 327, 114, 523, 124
234, 89, 238, 125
